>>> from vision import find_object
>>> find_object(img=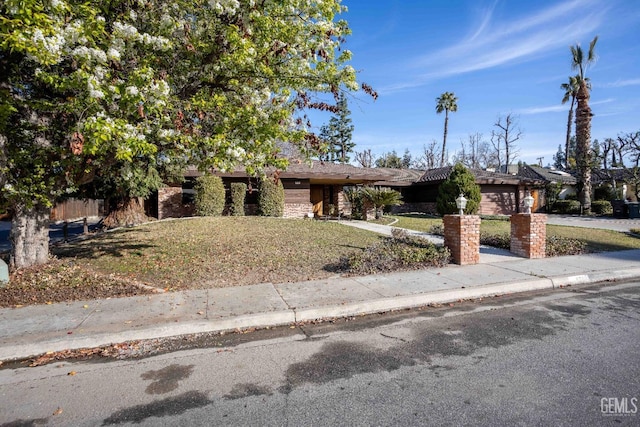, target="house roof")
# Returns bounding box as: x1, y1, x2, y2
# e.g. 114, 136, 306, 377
518, 165, 577, 185
591, 168, 635, 185
373, 168, 426, 187
416, 166, 542, 186
186, 161, 393, 183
